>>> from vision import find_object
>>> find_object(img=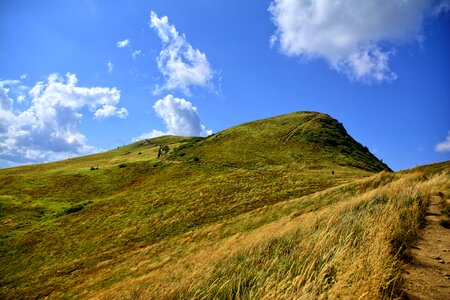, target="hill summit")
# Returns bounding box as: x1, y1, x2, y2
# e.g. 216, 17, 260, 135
168, 111, 390, 172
